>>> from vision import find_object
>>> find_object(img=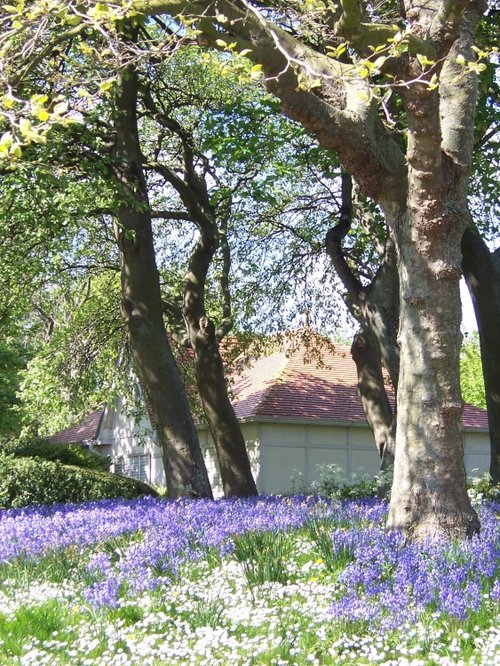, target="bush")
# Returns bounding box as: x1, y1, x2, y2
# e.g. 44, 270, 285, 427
0, 455, 158, 509
0, 438, 110, 472
311, 463, 392, 500
468, 471, 500, 504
